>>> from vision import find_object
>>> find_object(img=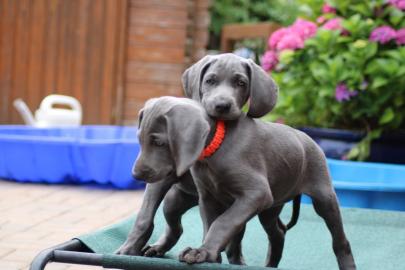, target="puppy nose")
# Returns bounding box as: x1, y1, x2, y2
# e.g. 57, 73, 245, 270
132, 167, 153, 180
215, 102, 231, 113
